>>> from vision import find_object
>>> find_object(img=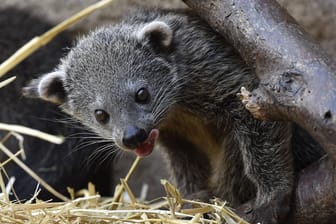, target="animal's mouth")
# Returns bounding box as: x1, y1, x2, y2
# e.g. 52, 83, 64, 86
134, 129, 159, 157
